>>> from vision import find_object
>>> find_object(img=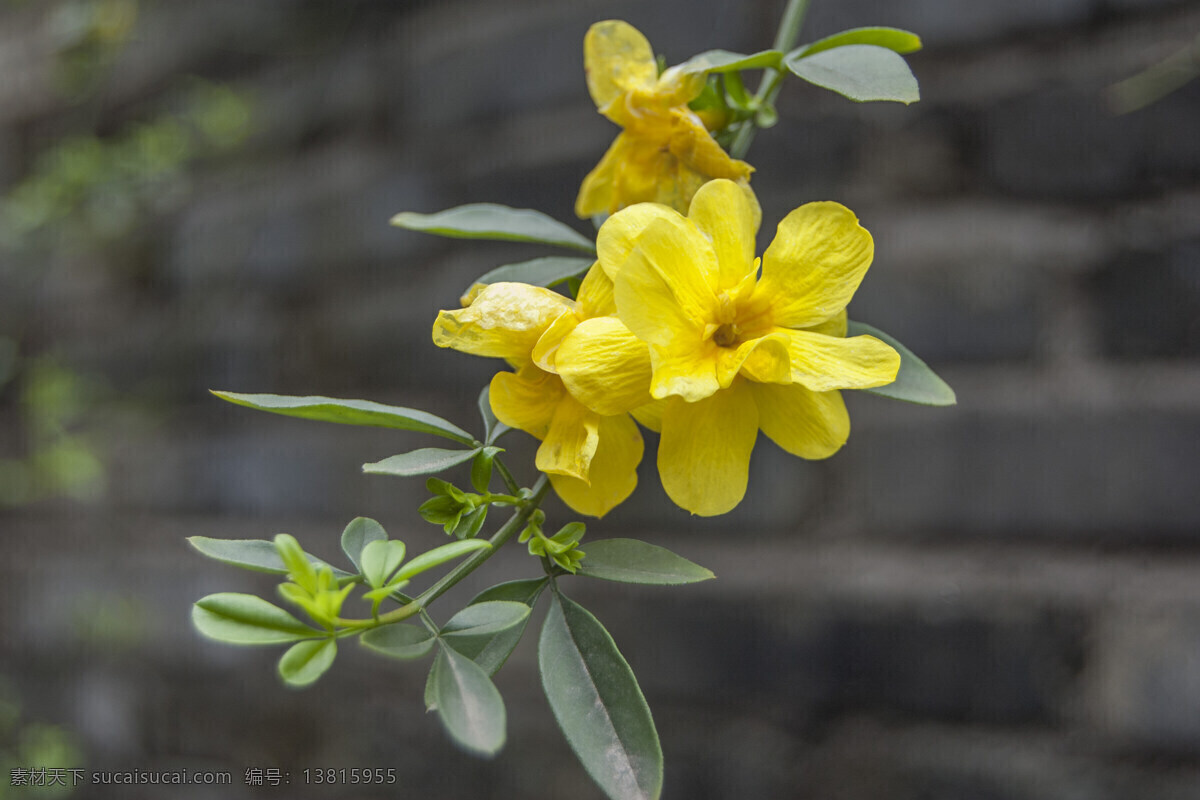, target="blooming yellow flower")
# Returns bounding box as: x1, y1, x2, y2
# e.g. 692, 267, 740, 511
554, 179, 902, 516
431, 270, 643, 518
575, 20, 753, 218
